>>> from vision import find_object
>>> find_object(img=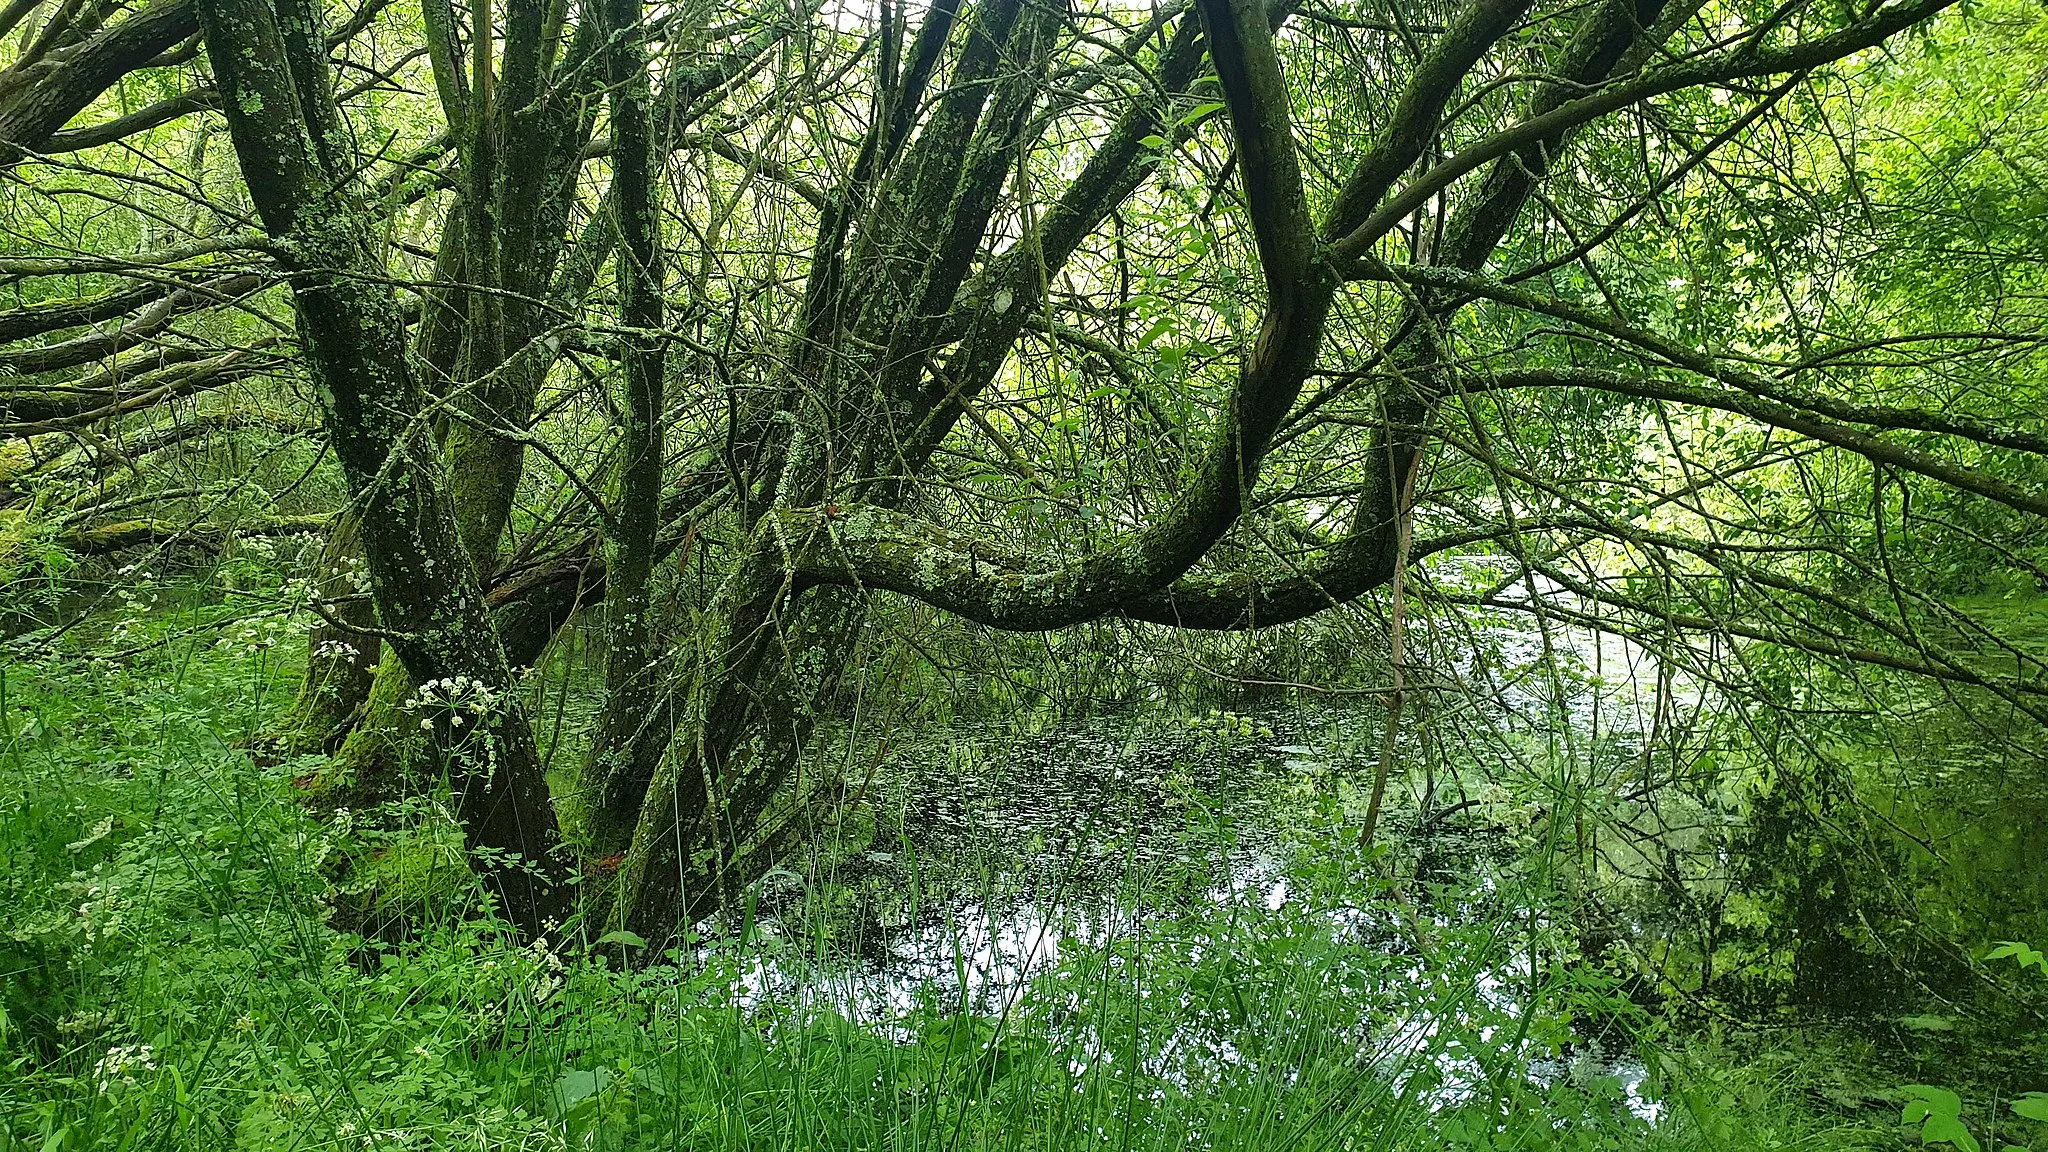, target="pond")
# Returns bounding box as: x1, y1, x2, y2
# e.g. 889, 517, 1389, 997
706, 695, 1662, 1120
681, 601, 2048, 1126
